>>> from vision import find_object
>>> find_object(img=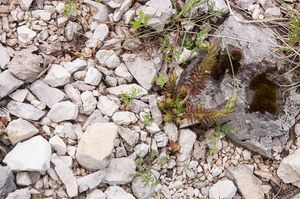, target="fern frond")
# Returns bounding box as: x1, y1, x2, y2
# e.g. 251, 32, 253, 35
183, 95, 236, 125
202, 38, 220, 71
165, 74, 179, 98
